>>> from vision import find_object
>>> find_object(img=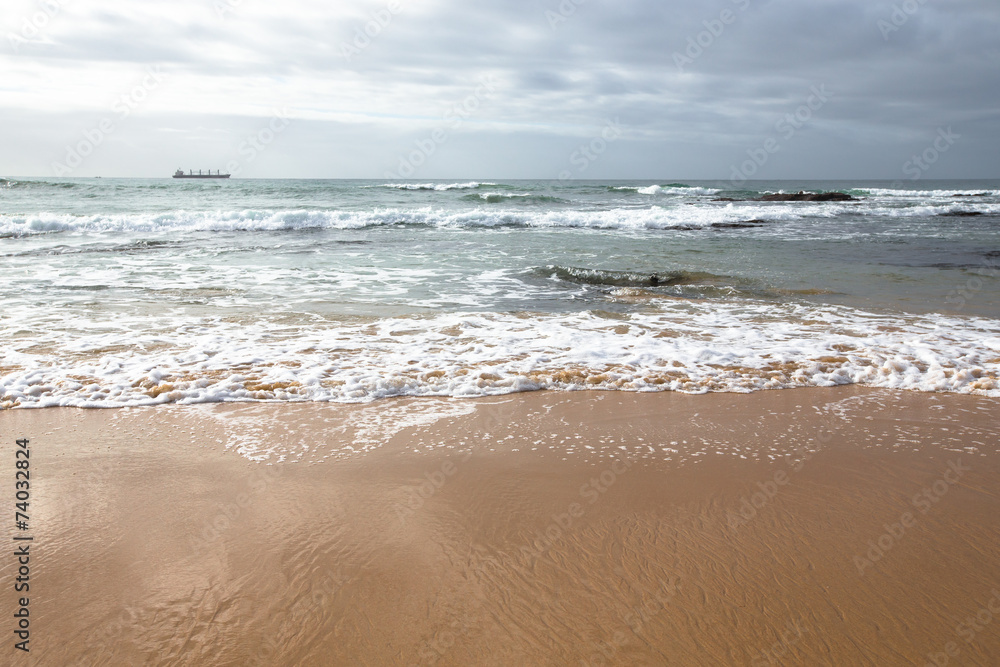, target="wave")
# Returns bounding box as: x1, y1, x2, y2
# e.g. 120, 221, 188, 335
2, 306, 997, 408
376, 182, 495, 191
461, 192, 569, 204
0, 207, 795, 235
3, 179, 79, 190
611, 184, 722, 196
0, 239, 181, 258
876, 203, 1000, 217
861, 188, 1000, 198
4, 200, 997, 237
